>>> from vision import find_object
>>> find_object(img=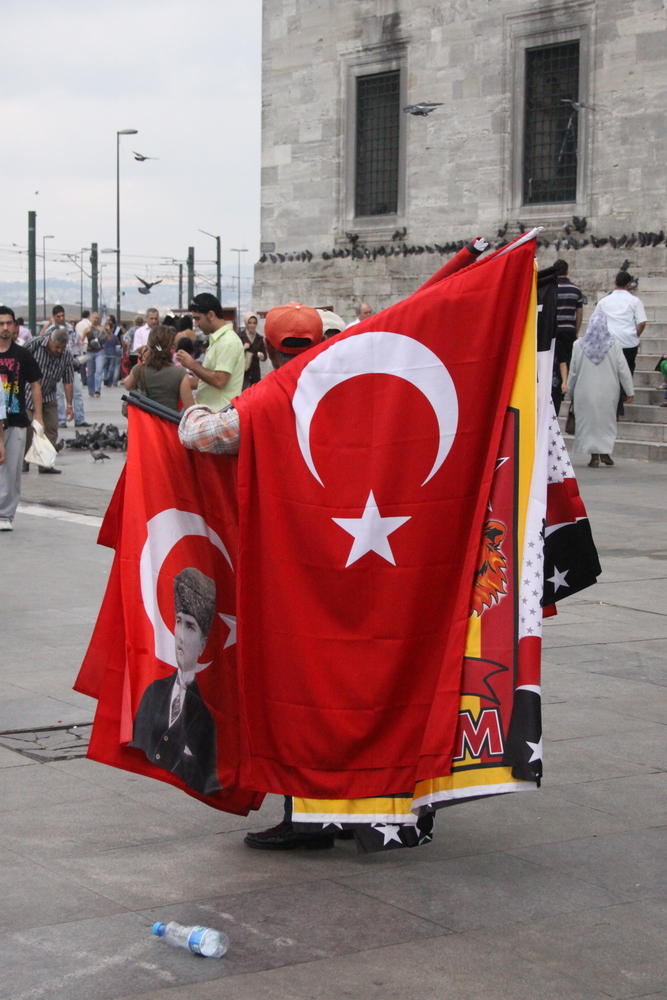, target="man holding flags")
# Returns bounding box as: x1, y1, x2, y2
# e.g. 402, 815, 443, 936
78, 232, 601, 854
